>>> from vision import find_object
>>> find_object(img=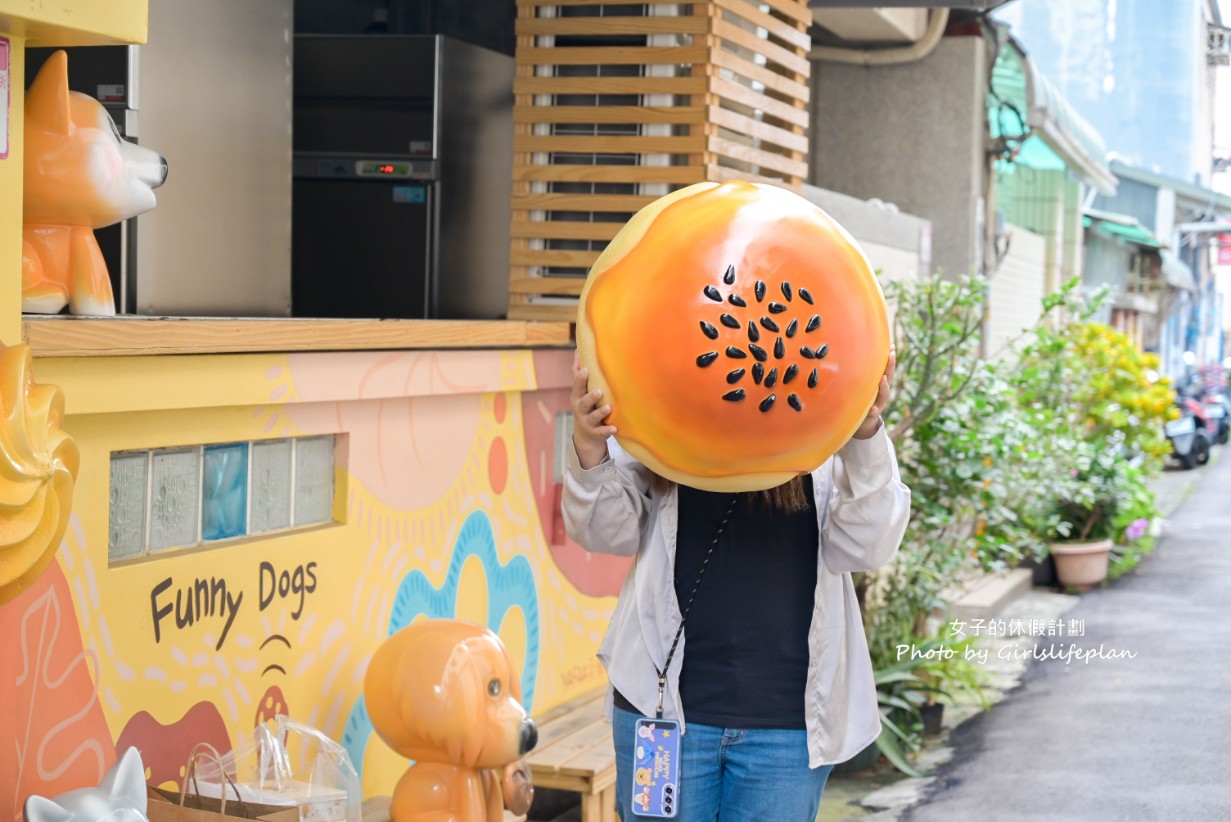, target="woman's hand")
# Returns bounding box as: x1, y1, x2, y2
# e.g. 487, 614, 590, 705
852, 347, 895, 440
572, 353, 617, 468
501, 758, 534, 816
